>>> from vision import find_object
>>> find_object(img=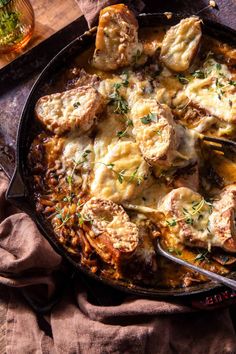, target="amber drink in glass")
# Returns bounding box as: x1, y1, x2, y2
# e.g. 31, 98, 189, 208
0, 0, 34, 54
